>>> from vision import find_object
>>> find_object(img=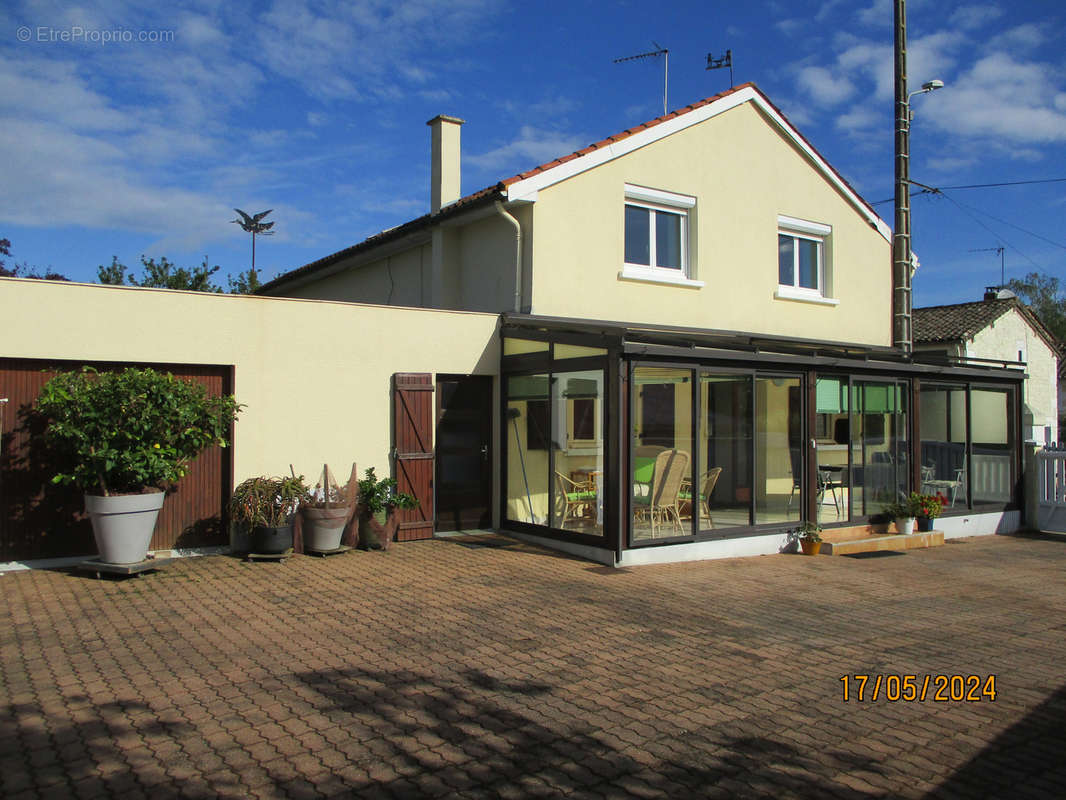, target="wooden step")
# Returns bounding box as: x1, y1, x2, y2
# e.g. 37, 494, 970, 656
820, 530, 944, 556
